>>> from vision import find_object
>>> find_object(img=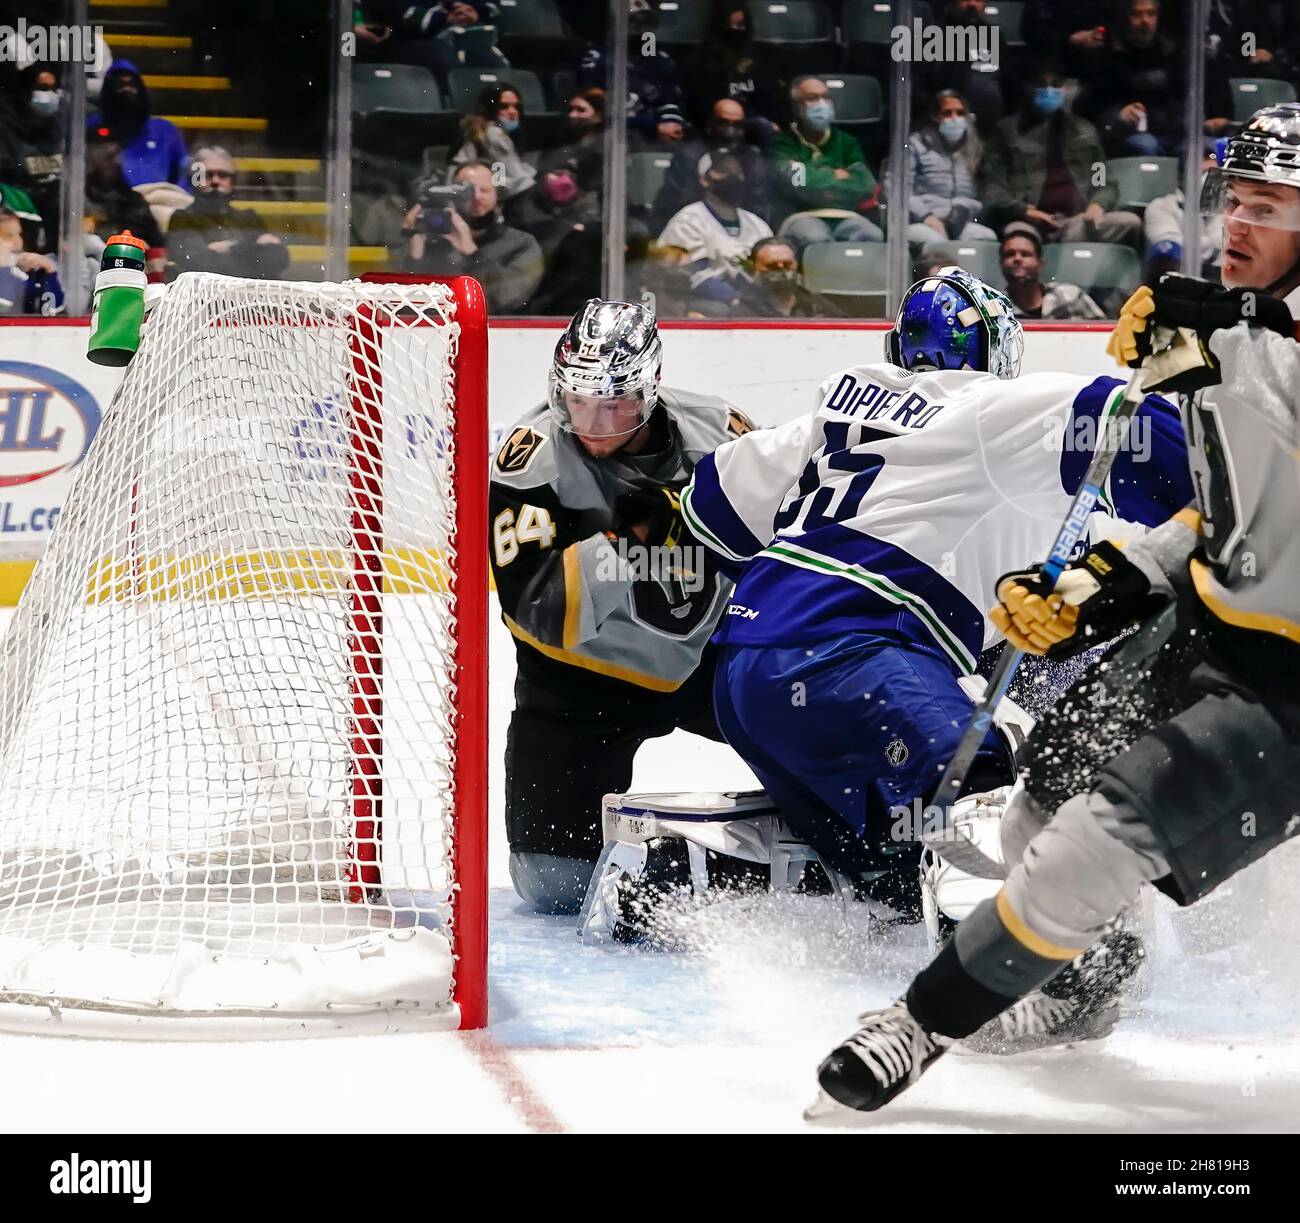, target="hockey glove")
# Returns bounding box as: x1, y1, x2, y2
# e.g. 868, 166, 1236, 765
613, 487, 686, 550
1107, 275, 1297, 394
990, 541, 1156, 658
